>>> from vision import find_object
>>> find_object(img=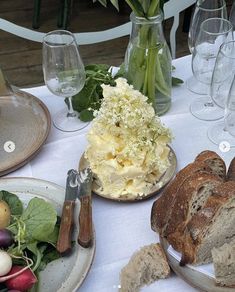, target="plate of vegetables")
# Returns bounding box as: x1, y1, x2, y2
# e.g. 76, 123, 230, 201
0, 177, 95, 292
